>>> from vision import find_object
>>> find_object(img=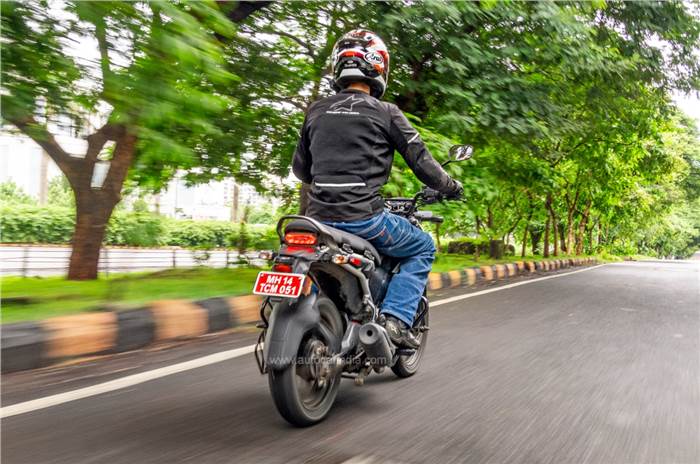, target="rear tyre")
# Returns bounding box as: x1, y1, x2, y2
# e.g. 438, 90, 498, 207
391, 300, 429, 378
268, 296, 343, 426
